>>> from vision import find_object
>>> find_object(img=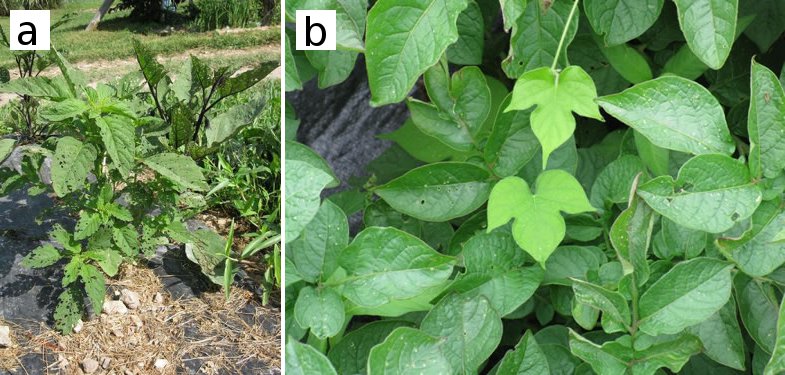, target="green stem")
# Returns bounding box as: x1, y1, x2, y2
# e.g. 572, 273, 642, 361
551, 0, 580, 71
